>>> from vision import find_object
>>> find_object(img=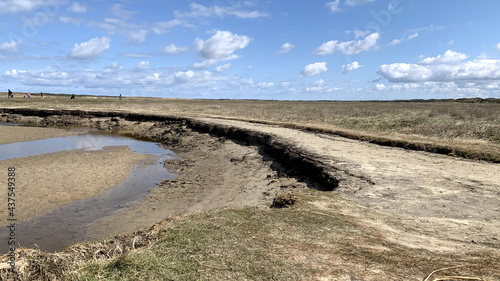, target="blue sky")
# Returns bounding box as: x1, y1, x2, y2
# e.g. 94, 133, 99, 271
1, 0, 500, 100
